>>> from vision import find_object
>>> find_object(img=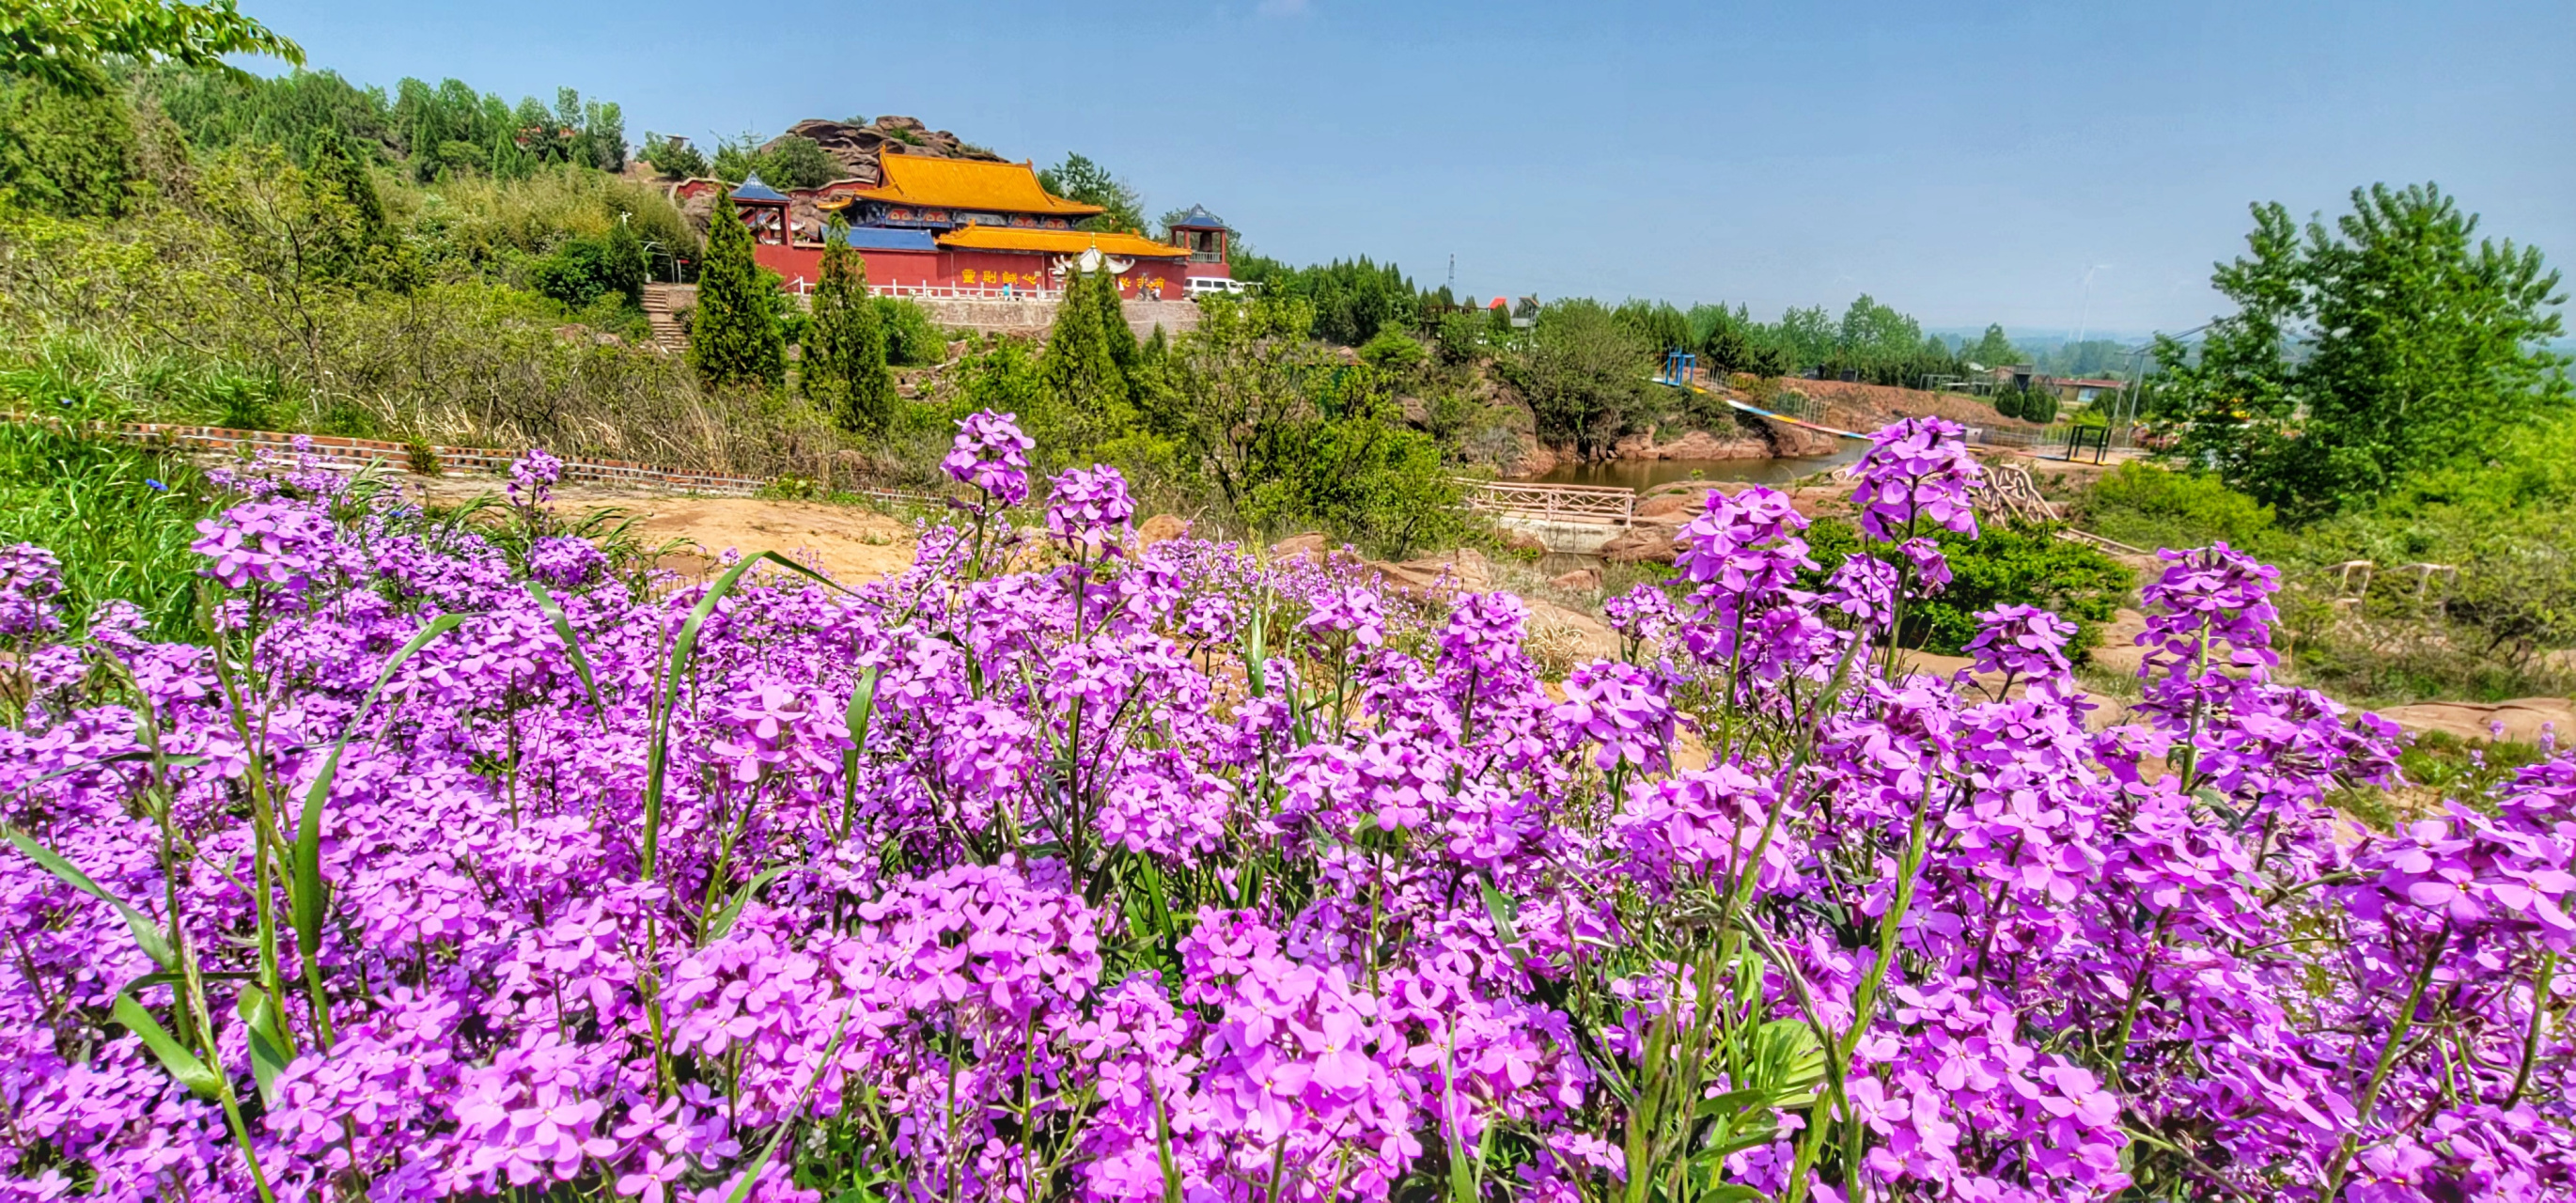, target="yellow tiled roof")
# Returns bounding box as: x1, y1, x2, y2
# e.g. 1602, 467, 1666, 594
934, 226, 1189, 258
837, 156, 1104, 216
